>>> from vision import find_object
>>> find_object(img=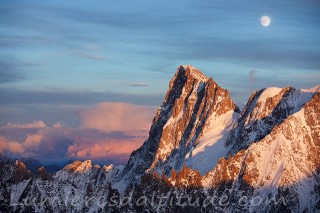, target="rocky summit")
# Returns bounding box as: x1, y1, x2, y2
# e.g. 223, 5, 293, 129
123, 65, 240, 182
